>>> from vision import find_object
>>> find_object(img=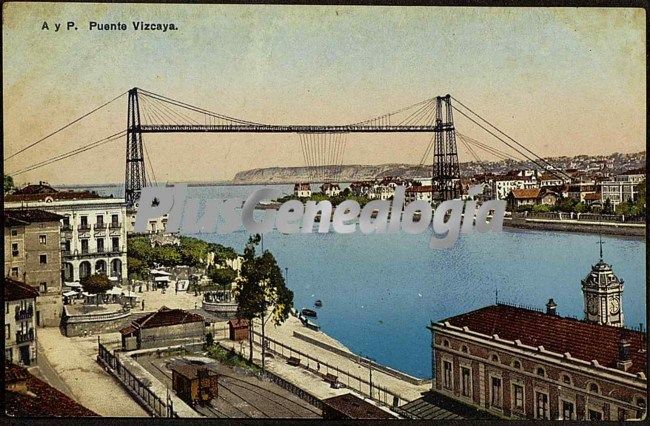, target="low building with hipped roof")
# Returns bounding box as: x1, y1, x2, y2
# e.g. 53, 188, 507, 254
120, 306, 206, 350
